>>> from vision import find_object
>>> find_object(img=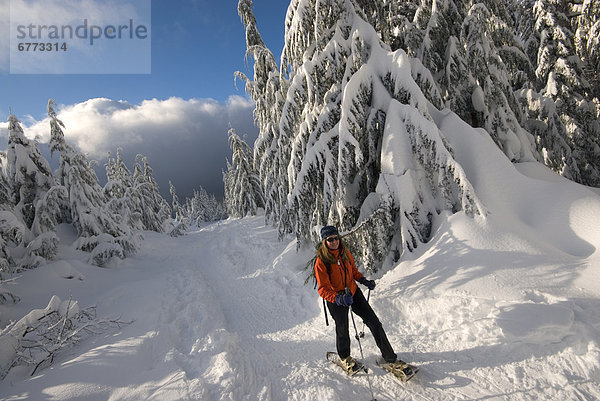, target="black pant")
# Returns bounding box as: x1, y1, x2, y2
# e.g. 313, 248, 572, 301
326, 288, 397, 363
